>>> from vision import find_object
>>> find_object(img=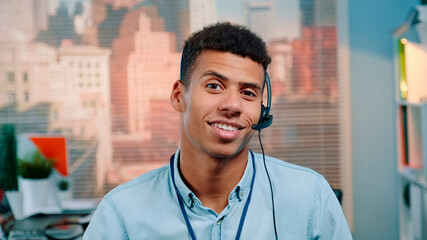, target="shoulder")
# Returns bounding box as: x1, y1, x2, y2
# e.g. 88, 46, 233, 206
252, 152, 331, 204
104, 164, 170, 202
253, 152, 323, 180
85, 164, 172, 239
251, 153, 343, 229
